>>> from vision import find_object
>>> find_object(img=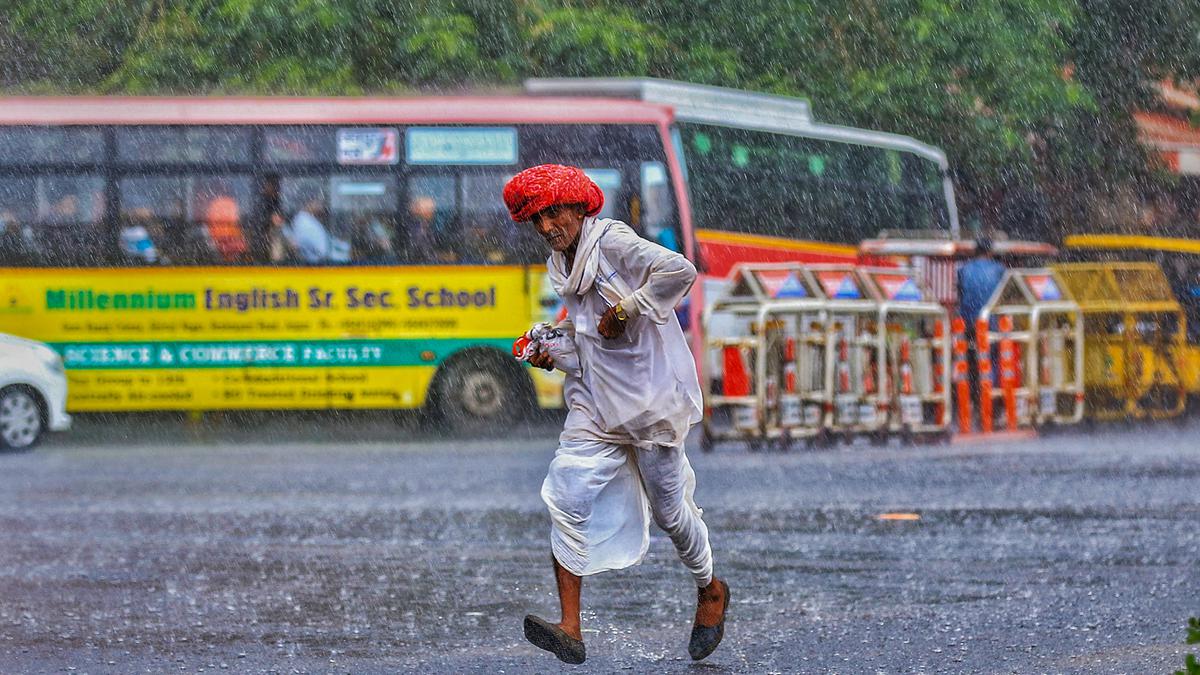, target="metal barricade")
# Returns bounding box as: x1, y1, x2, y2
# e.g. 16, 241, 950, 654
701, 263, 950, 449
857, 268, 952, 442
701, 264, 830, 450
809, 265, 888, 441
1050, 262, 1188, 421
978, 269, 1085, 429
